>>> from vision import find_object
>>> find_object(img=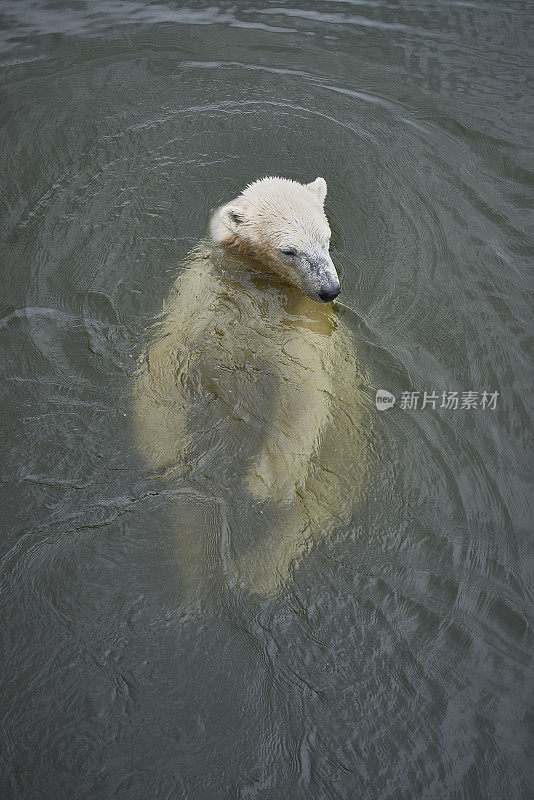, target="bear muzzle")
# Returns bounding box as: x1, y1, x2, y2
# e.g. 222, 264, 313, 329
302, 254, 340, 303
318, 282, 341, 302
